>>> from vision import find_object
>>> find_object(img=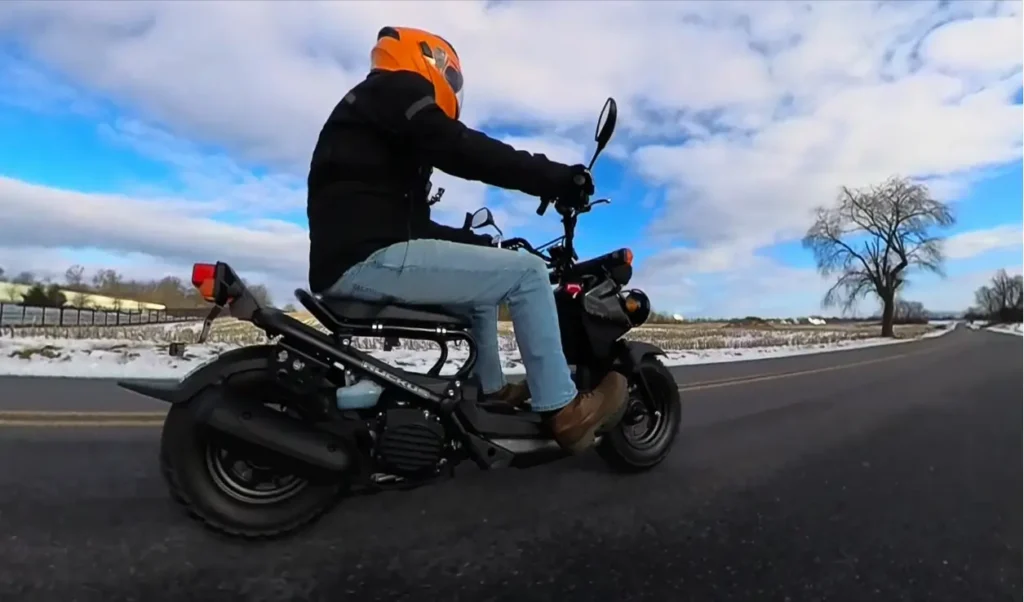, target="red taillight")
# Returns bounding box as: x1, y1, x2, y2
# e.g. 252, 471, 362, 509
191, 263, 215, 287
565, 283, 583, 298
191, 263, 217, 302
